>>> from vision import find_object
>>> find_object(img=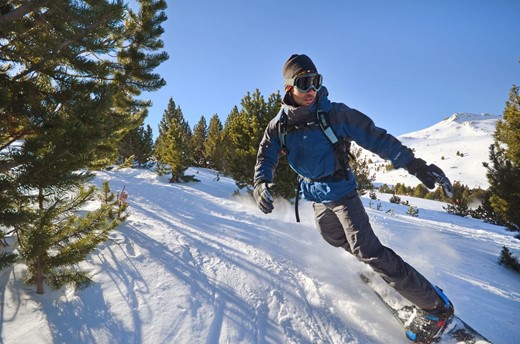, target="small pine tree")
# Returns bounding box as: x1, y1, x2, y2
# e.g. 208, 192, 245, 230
389, 194, 401, 204
349, 146, 375, 195
99, 182, 129, 221
443, 181, 470, 217
444, 198, 469, 217
154, 98, 192, 182
498, 246, 520, 273
474, 190, 508, 226
406, 206, 419, 217
18, 185, 123, 294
